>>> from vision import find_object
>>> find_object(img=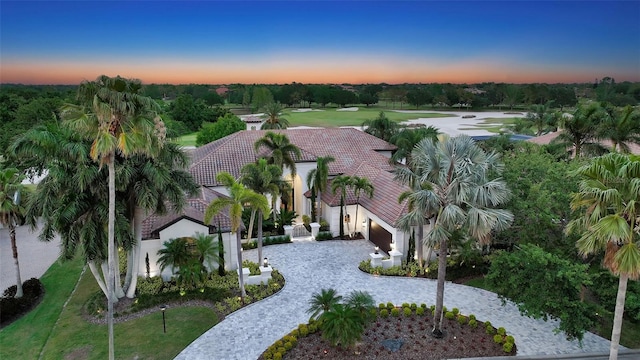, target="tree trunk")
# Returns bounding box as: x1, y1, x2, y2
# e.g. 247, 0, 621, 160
107, 157, 116, 360
126, 207, 144, 298
257, 211, 264, 265
113, 245, 125, 299
432, 238, 448, 338
247, 209, 256, 242
89, 261, 109, 298
609, 273, 628, 360
416, 223, 424, 268
317, 190, 322, 220
353, 203, 360, 237
236, 231, 246, 301
10, 224, 23, 298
